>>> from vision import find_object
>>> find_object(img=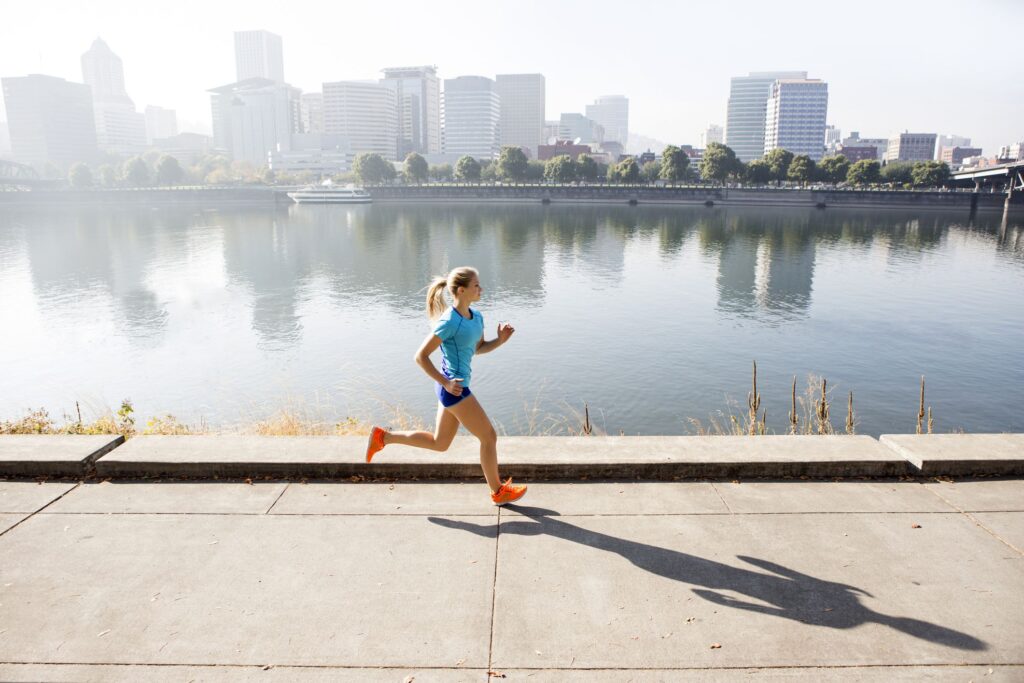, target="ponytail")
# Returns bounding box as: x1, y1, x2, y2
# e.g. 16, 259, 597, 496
426, 276, 448, 320
425, 266, 479, 320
